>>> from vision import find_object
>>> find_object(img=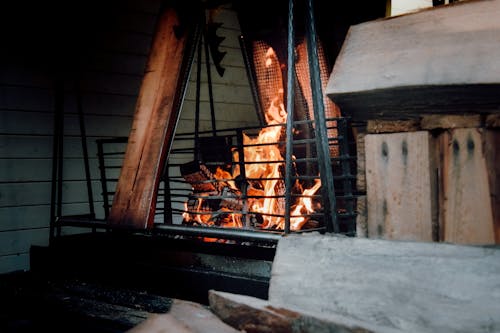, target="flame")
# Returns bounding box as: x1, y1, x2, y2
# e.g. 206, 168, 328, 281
183, 47, 322, 231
